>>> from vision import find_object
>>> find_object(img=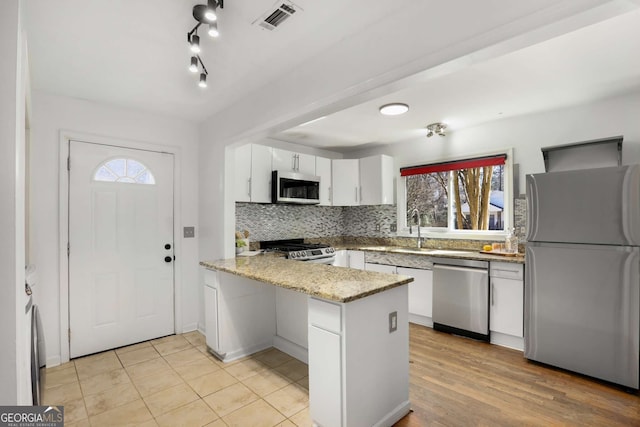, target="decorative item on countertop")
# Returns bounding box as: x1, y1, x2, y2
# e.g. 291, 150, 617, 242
504, 228, 518, 253
235, 230, 248, 254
